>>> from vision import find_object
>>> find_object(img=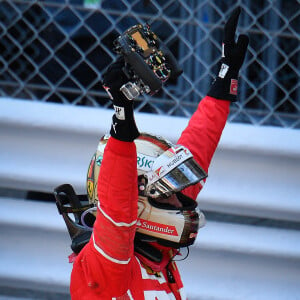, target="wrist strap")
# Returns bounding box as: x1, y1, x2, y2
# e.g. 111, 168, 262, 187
110, 104, 140, 142
207, 76, 238, 102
